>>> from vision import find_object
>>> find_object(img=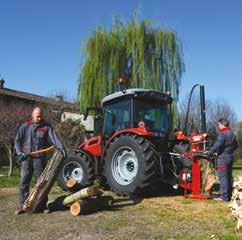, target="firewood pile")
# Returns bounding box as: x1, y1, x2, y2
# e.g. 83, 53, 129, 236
228, 177, 242, 232
48, 180, 114, 216
22, 149, 114, 215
